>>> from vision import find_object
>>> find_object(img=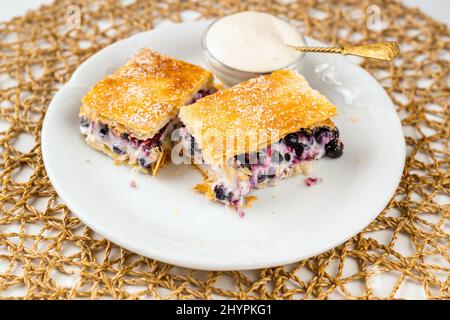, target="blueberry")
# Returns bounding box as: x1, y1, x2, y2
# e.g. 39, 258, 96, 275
299, 128, 313, 136
190, 137, 199, 156
99, 125, 109, 138
284, 133, 298, 148
139, 157, 151, 168
271, 151, 284, 164
284, 153, 291, 162
268, 174, 276, 179
207, 87, 217, 95
257, 174, 267, 183
325, 139, 344, 158
332, 127, 340, 139
214, 185, 226, 201
129, 137, 139, 146
293, 143, 306, 158
313, 127, 330, 144
112, 145, 125, 155
190, 139, 195, 153
142, 145, 152, 153
80, 117, 90, 127
121, 133, 129, 140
